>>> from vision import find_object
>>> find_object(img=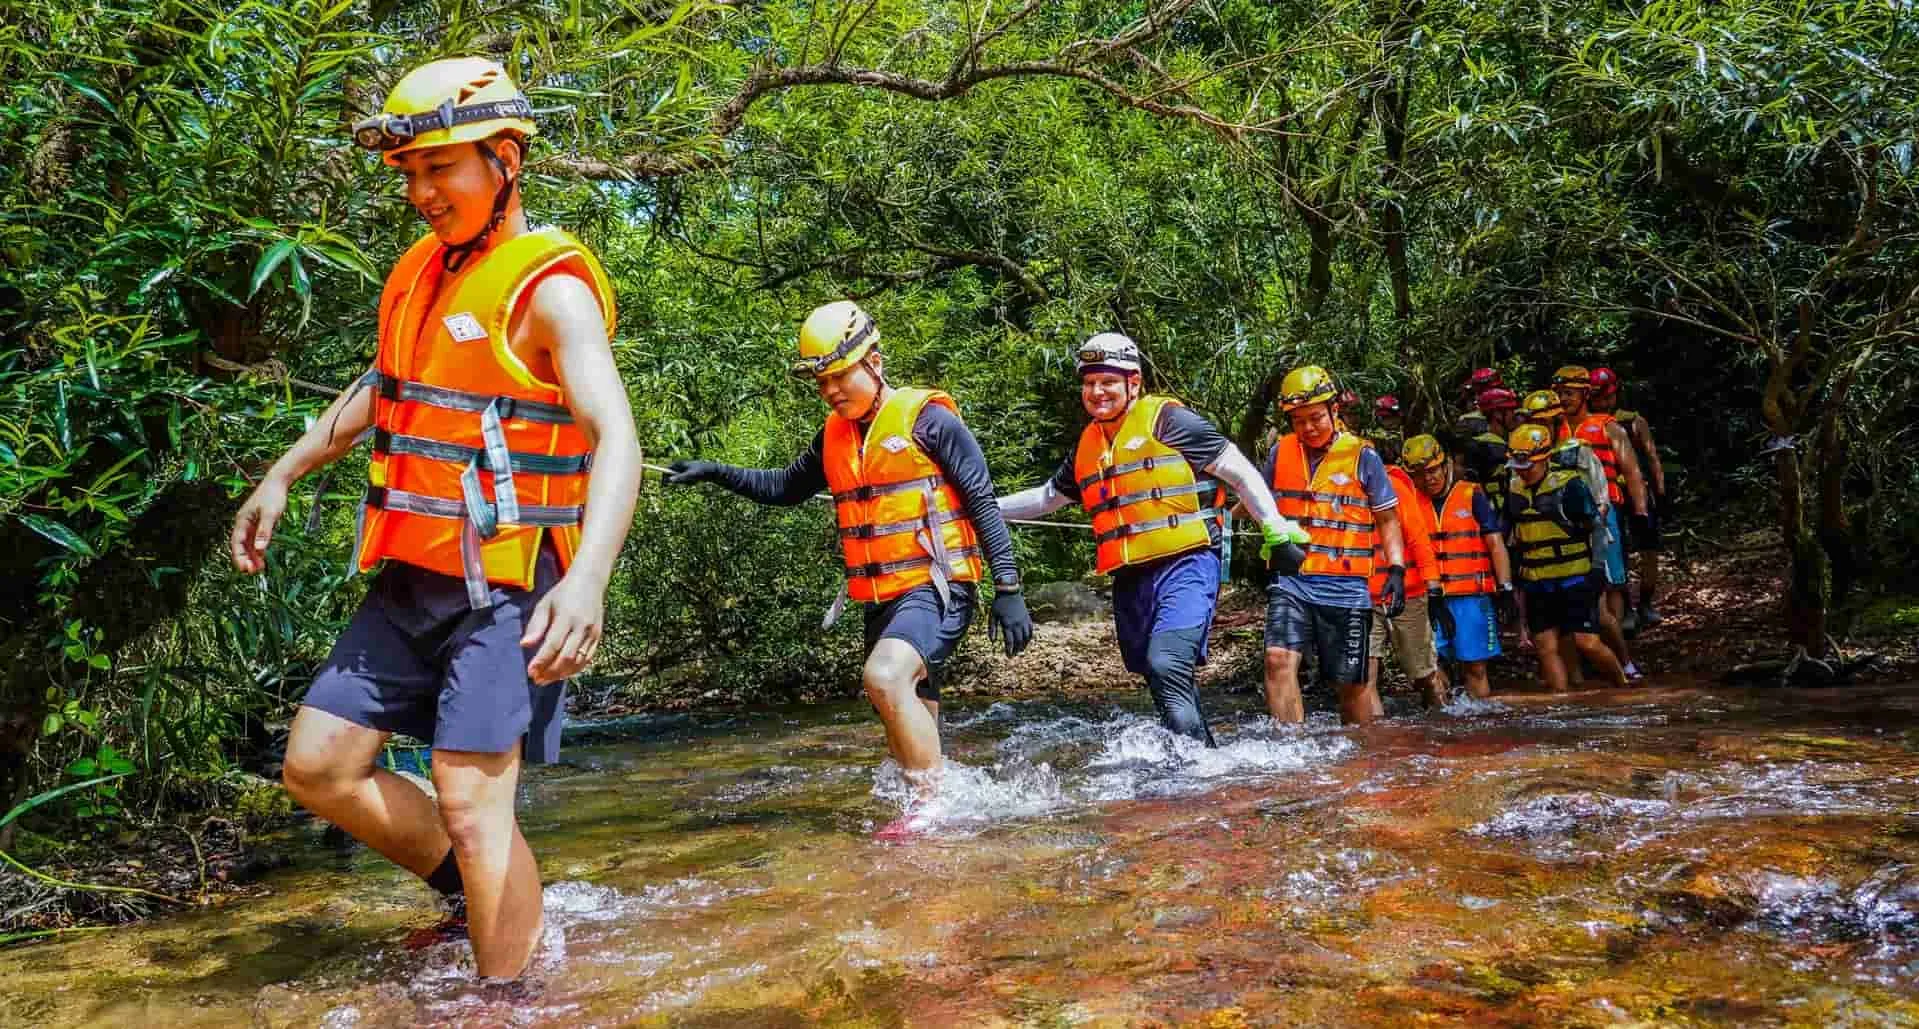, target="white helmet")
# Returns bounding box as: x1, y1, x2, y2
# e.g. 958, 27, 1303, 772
1075, 332, 1143, 376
